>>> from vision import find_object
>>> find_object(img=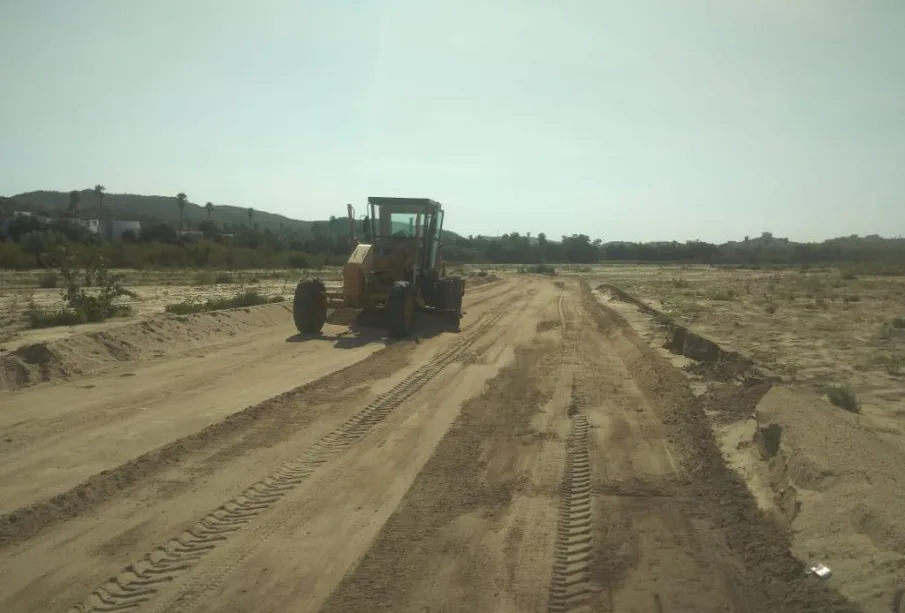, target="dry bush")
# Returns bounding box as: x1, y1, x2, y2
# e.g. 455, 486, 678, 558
164, 289, 284, 315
